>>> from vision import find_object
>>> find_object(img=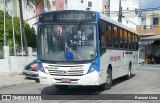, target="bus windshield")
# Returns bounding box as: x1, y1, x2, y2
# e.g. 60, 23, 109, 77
37, 23, 97, 61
